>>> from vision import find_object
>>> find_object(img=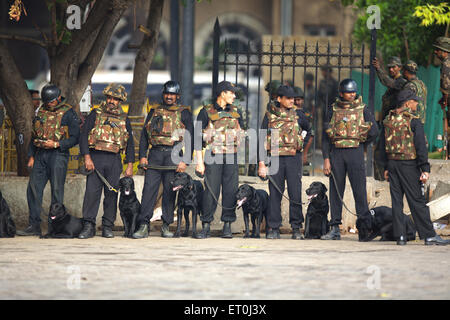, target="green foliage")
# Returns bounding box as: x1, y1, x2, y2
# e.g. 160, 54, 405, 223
414, 2, 450, 26
343, 0, 446, 66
